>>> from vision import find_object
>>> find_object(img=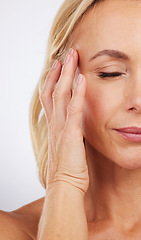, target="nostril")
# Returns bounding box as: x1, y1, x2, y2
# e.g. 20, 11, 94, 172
129, 107, 138, 111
